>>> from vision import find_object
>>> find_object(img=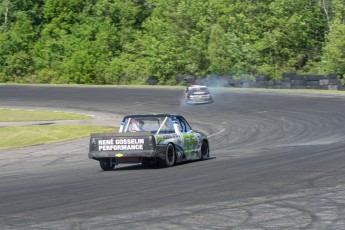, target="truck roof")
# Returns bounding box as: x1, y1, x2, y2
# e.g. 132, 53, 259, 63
123, 114, 182, 119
